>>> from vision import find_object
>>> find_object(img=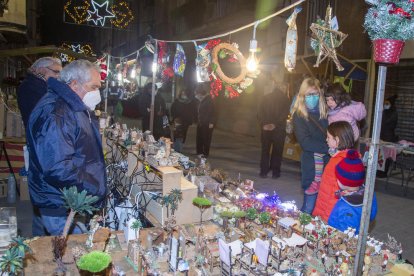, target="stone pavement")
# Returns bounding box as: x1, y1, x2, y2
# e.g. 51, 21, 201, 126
182, 126, 414, 262
2, 125, 413, 262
